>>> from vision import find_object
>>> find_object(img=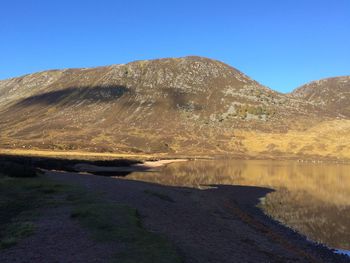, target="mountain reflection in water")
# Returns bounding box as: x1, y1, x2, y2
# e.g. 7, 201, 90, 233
125, 159, 350, 251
